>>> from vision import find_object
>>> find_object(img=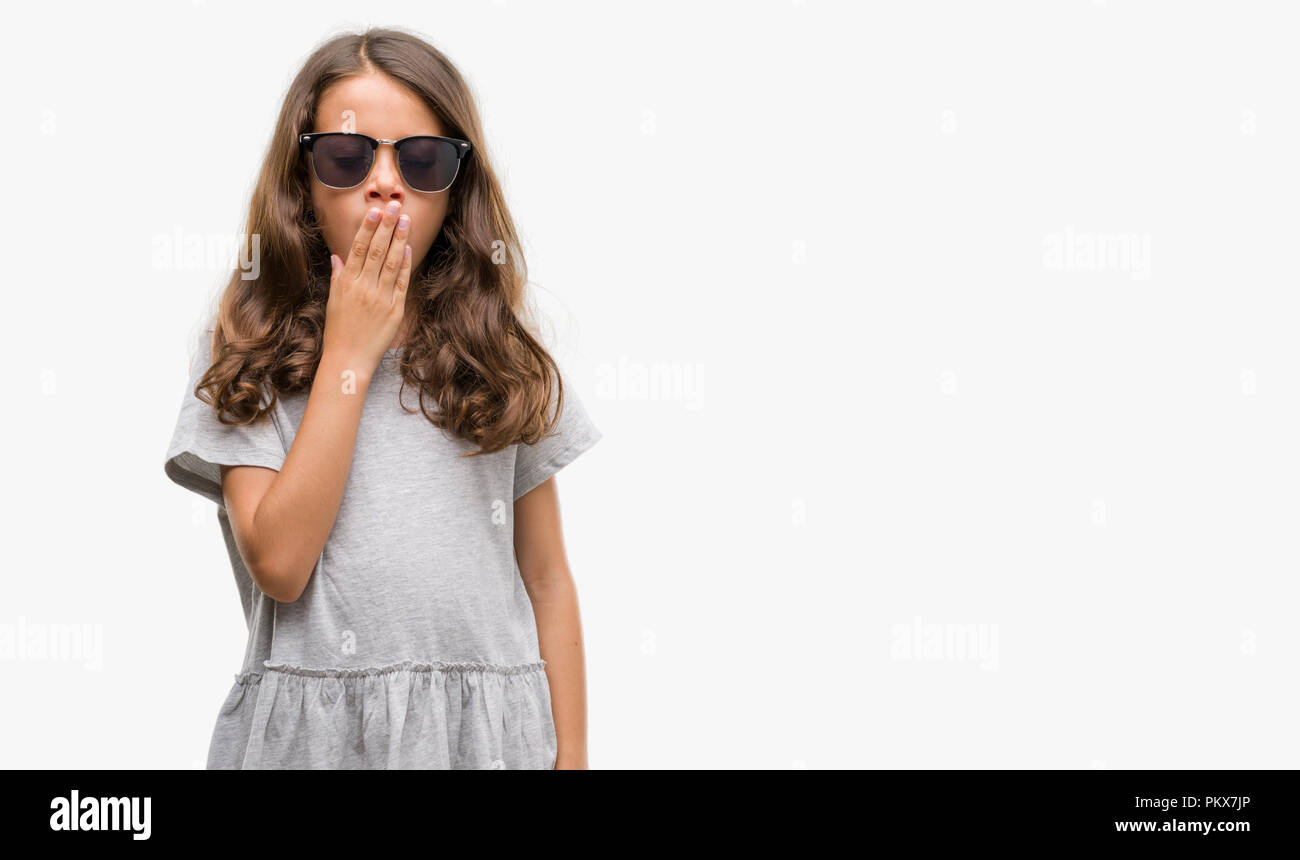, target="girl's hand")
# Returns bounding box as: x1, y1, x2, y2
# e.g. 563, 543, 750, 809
322, 201, 413, 370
